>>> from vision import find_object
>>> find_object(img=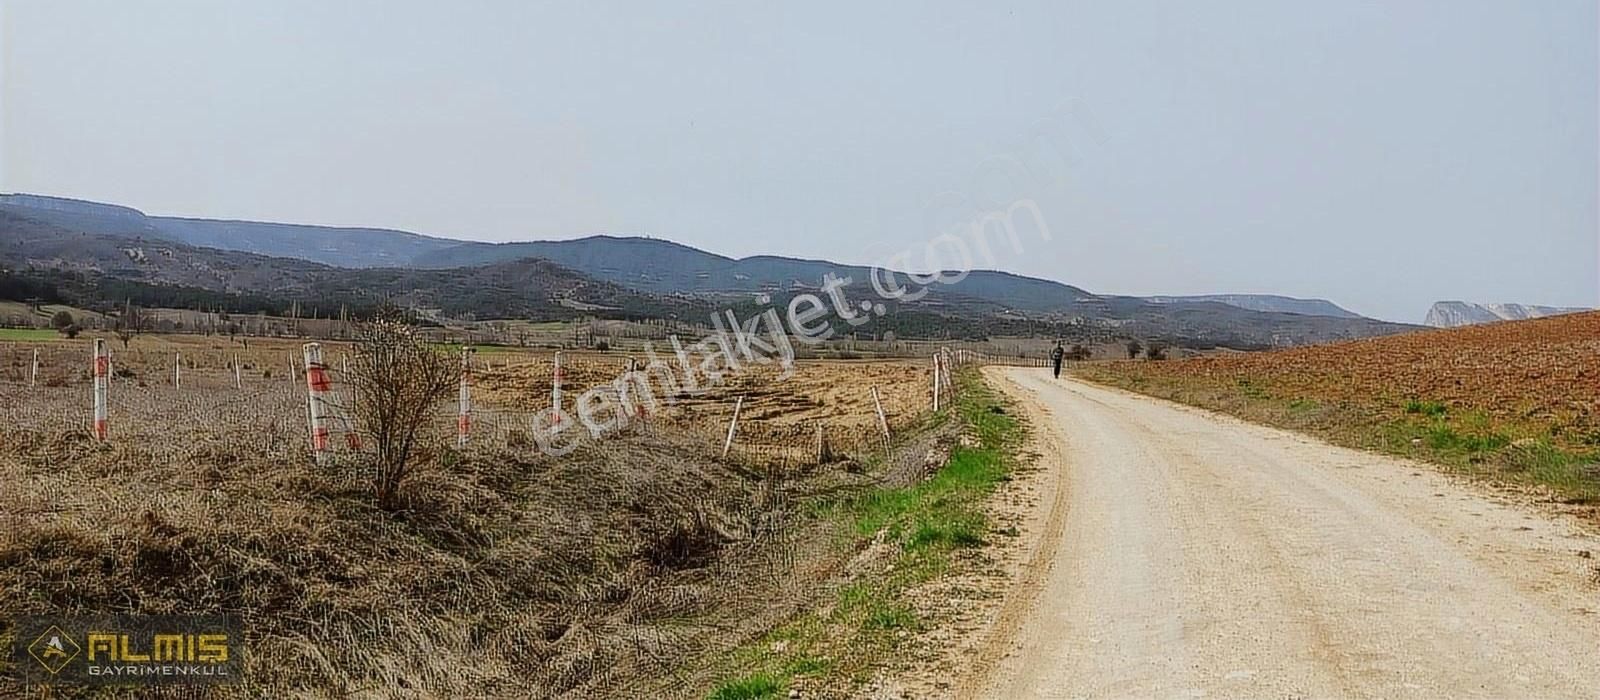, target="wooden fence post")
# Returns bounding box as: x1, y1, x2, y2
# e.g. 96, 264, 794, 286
233, 353, 242, 389
815, 421, 833, 463
551, 351, 563, 426
174, 352, 182, 389
457, 346, 473, 448
940, 348, 953, 399
871, 386, 890, 444
30, 348, 38, 388
722, 396, 744, 458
